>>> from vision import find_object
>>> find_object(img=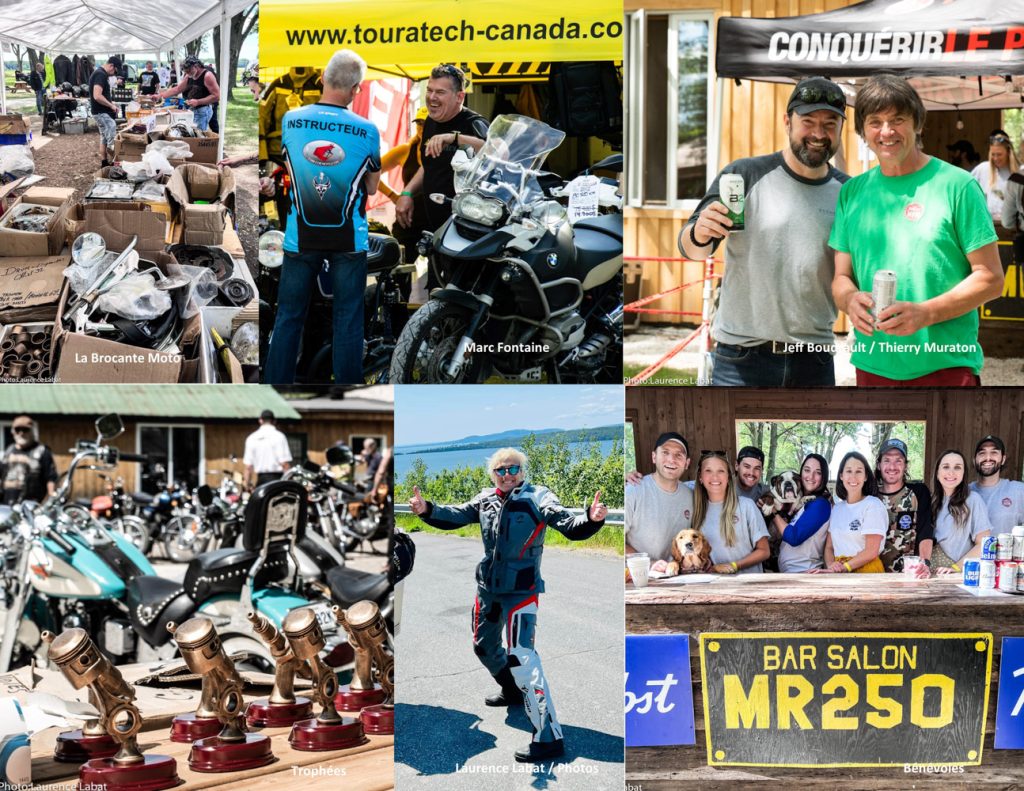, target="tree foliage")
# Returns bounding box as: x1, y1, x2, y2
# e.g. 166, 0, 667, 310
396, 433, 625, 509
